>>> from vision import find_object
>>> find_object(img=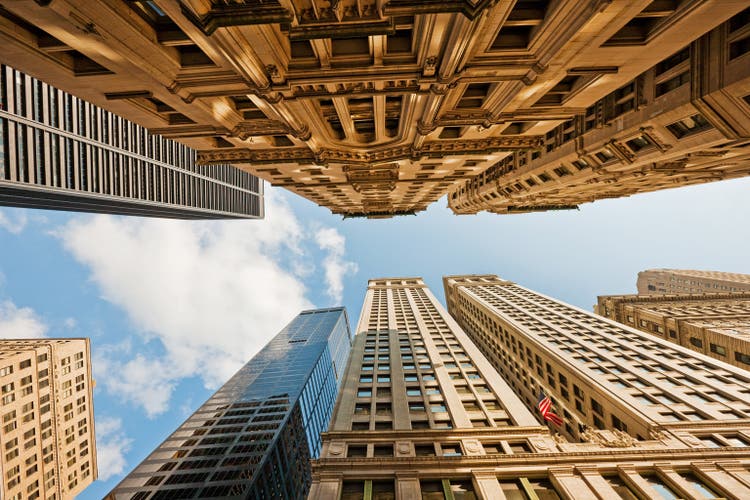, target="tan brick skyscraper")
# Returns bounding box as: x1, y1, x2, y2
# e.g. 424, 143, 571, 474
0, 339, 97, 499
311, 278, 750, 499
637, 269, 750, 295
597, 292, 750, 372
445, 275, 750, 442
